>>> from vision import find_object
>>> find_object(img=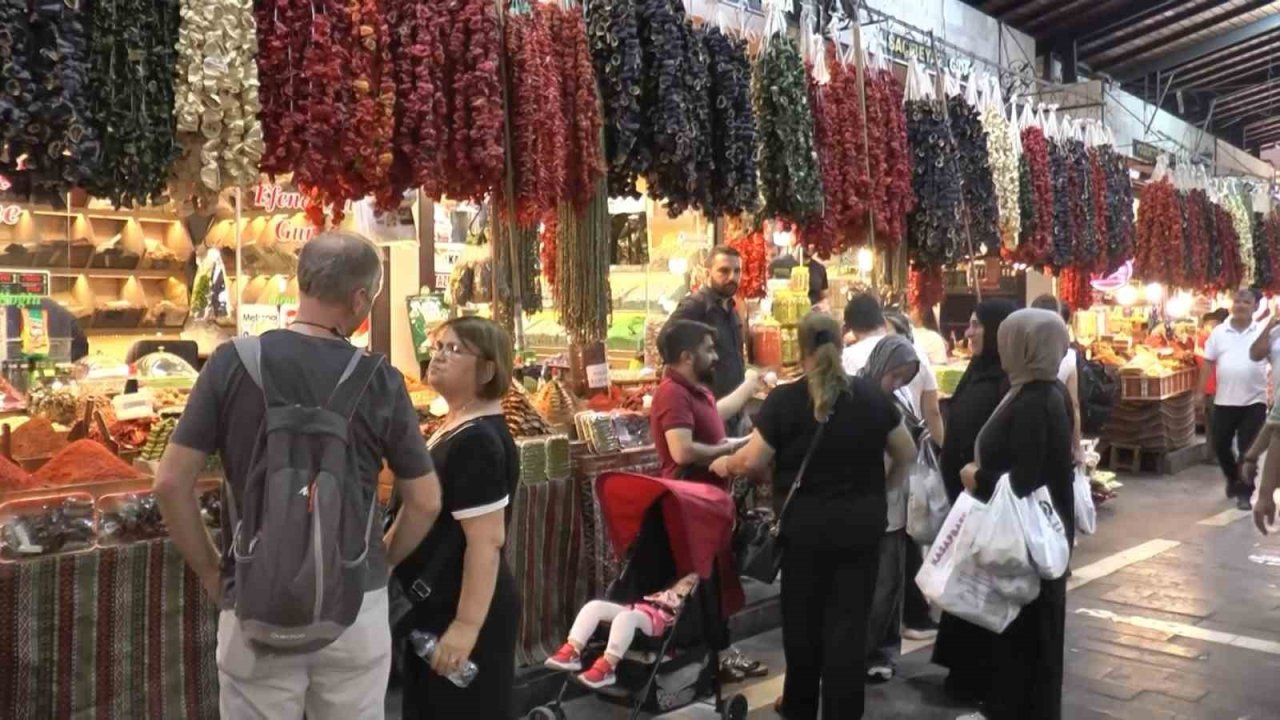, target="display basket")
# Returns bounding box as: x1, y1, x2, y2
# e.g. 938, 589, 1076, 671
1119, 367, 1196, 401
